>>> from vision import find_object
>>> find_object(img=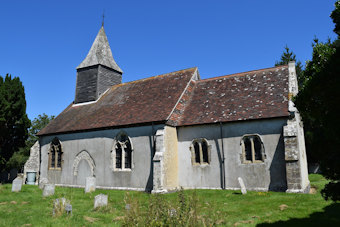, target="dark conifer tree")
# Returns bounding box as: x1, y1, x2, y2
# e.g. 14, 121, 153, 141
0, 74, 30, 171
275, 45, 304, 87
